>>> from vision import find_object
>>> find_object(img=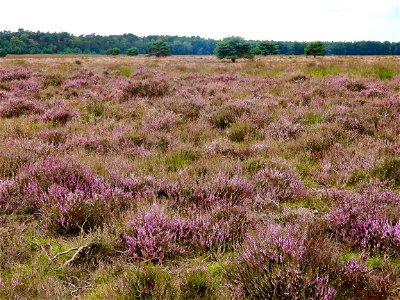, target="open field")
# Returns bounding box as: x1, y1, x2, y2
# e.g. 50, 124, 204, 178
0, 55, 399, 299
